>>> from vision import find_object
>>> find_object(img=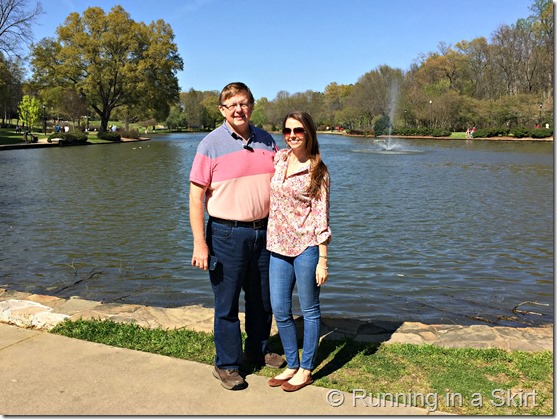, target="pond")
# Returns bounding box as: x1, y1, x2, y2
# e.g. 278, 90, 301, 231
0, 134, 553, 327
